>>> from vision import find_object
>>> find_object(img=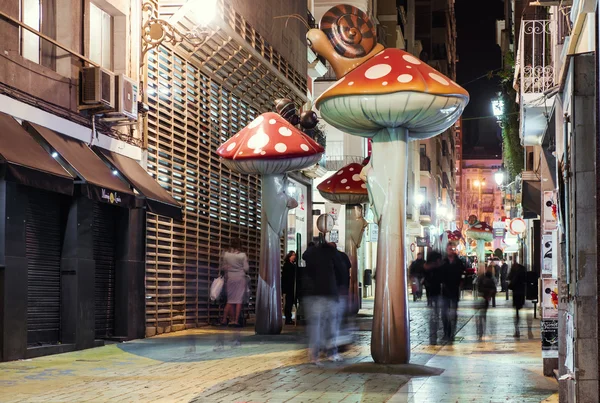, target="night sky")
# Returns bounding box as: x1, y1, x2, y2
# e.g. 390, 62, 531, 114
455, 0, 505, 158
